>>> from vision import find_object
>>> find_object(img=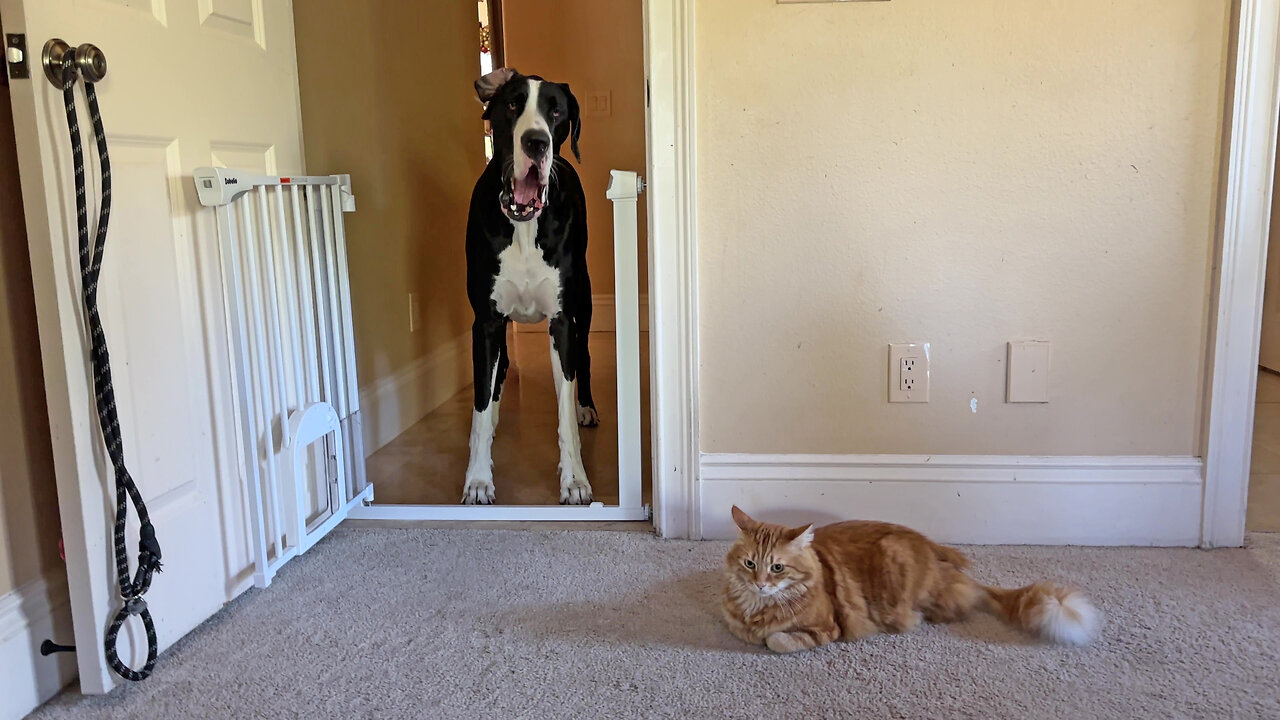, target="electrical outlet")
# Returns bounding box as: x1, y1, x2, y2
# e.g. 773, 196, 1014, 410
408, 293, 421, 333
900, 357, 919, 391
889, 343, 930, 403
